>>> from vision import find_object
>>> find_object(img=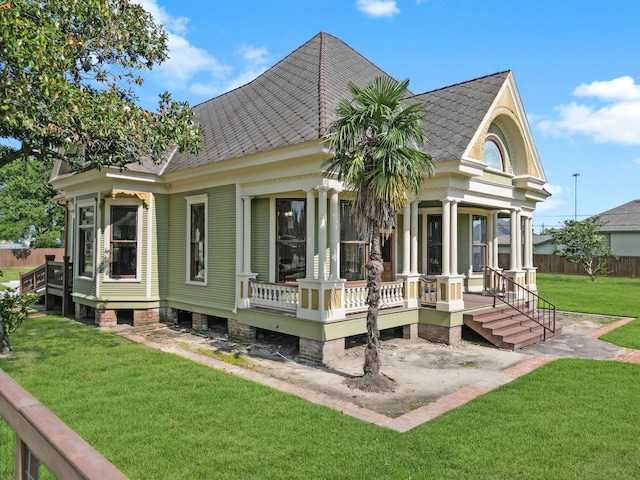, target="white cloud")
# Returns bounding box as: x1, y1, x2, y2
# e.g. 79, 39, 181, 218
538, 76, 640, 145
573, 76, 640, 101
133, 0, 269, 98
535, 184, 566, 213
634, 157, 640, 165
356, 0, 400, 17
